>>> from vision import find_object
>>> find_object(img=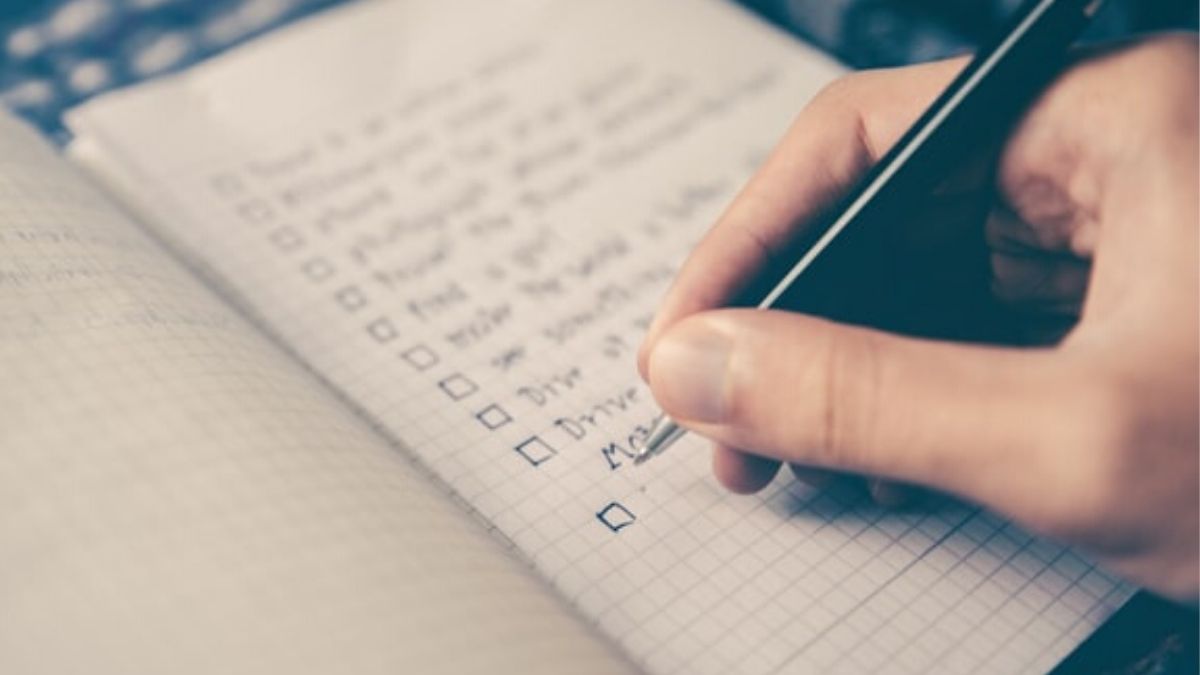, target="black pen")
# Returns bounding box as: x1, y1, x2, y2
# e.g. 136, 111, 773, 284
635, 0, 1105, 465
